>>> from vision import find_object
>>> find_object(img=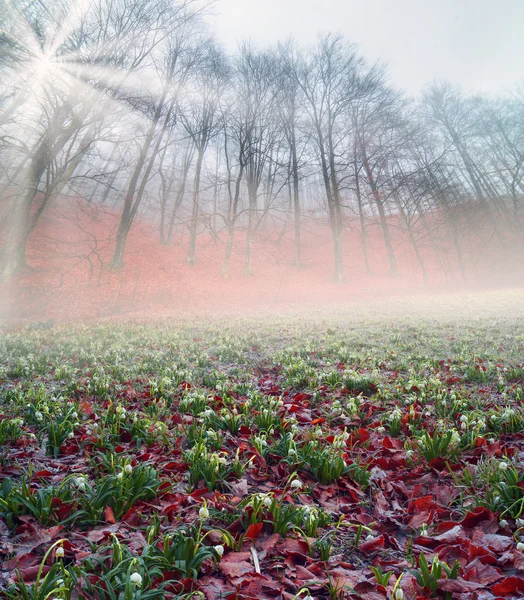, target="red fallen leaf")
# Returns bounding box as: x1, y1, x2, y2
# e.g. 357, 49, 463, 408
311, 417, 325, 425
472, 532, 513, 553
245, 522, 263, 540
32, 470, 53, 479
461, 507, 496, 528
409, 495, 437, 512
18, 565, 51, 582
348, 428, 370, 445
359, 534, 385, 552
464, 558, 503, 586
79, 400, 92, 414
278, 538, 309, 558
433, 525, 466, 544
197, 575, 235, 600
218, 552, 254, 579
491, 576, 524, 595
294, 565, 320, 582
436, 579, 485, 592
85, 523, 120, 542
122, 506, 140, 526
104, 505, 116, 524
